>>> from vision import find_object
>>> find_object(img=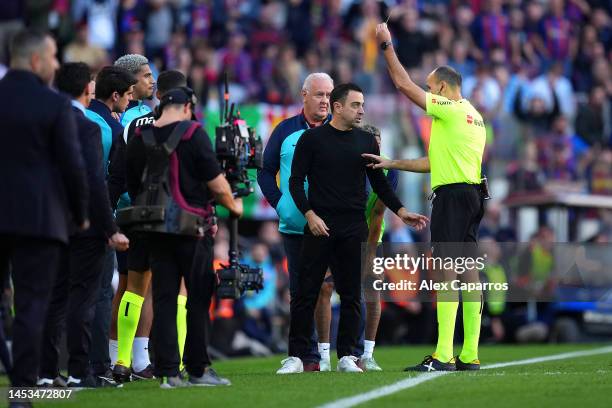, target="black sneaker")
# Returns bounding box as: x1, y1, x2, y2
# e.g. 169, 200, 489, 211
455, 356, 480, 371
36, 374, 68, 388
67, 374, 120, 389
404, 355, 456, 372
132, 364, 155, 380
112, 363, 132, 383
